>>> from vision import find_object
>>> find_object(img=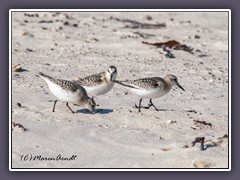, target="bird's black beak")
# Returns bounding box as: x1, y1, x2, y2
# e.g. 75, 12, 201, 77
110, 73, 113, 82
177, 82, 185, 91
